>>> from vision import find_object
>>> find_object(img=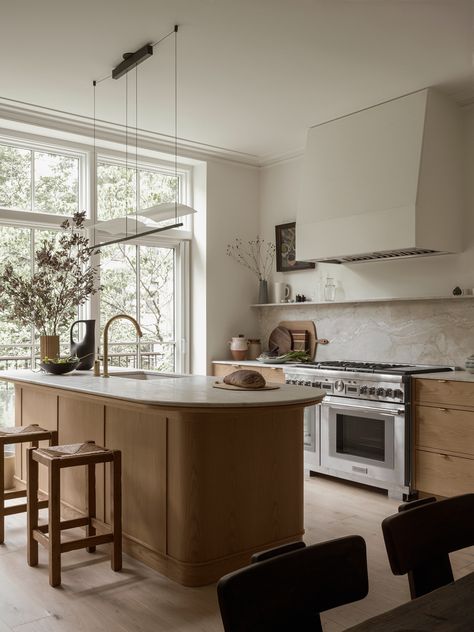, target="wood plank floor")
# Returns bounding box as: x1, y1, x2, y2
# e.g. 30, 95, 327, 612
1, 473, 473, 632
